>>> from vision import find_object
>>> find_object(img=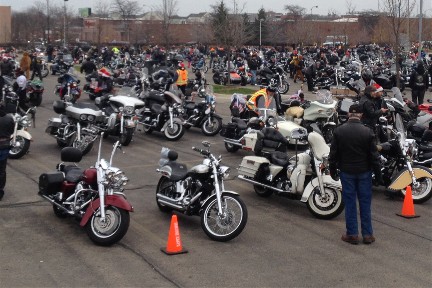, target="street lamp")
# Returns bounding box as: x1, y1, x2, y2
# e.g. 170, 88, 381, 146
46, 0, 50, 44
310, 5, 318, 17
64, 0, 68, 47
259, 19, 263, 50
